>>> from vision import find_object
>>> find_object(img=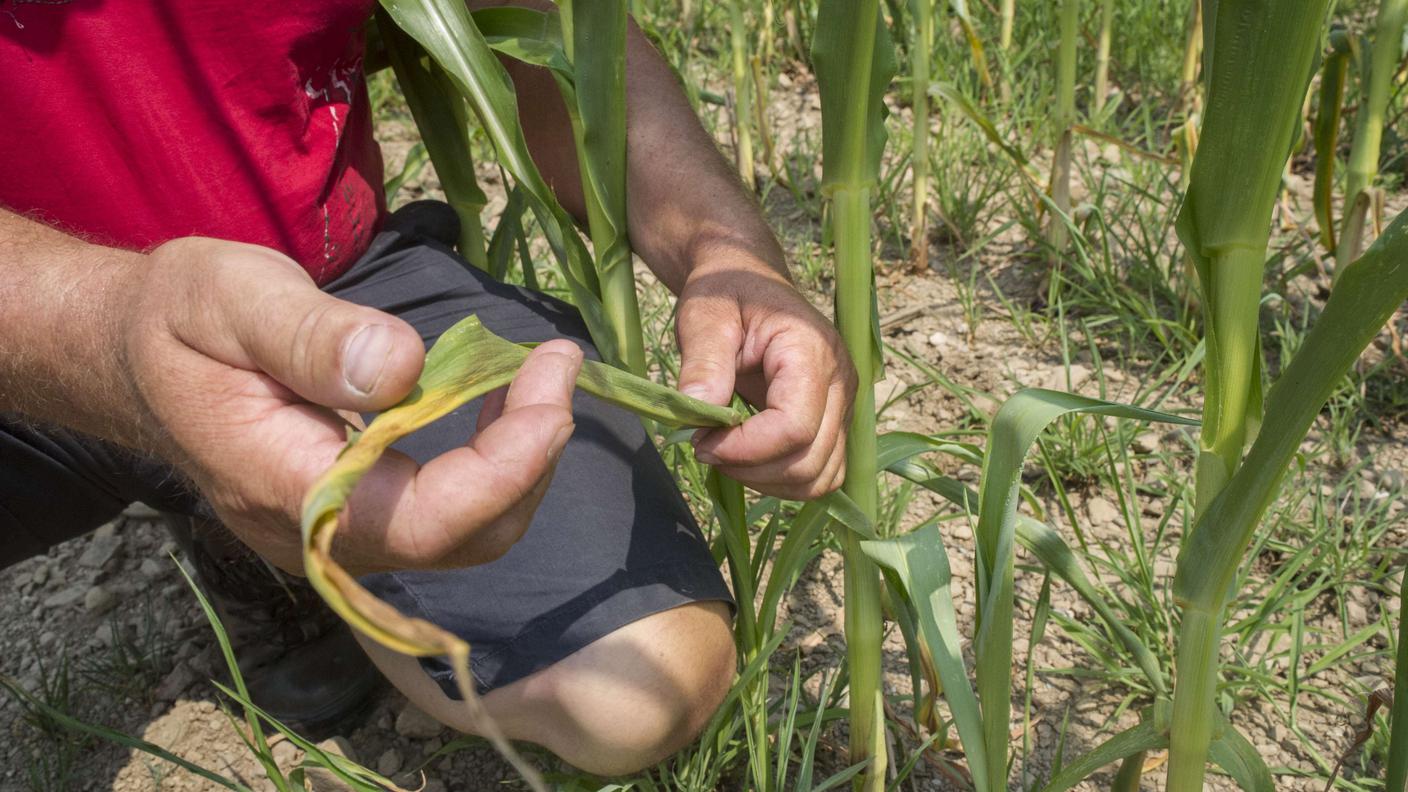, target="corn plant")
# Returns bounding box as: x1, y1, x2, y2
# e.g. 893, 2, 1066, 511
1338, 0, 1408, 272
727, 0, 756, 187
1390, 576, 1407, 791
1313, 26, 1354, 255
812, 1, 895, 788
1092, 0, 1115, 114
909, 0, 933, 273
1048, 0, 1079, 254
